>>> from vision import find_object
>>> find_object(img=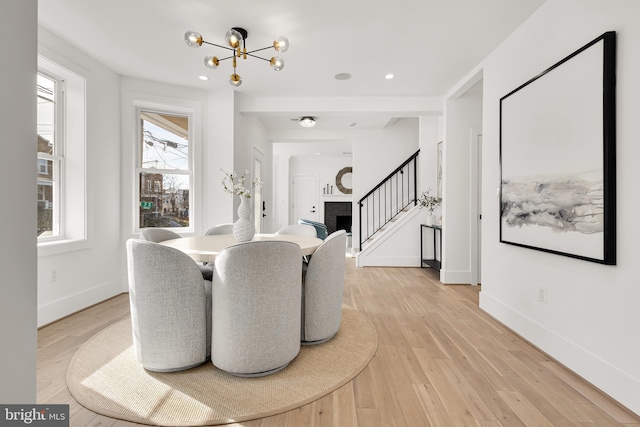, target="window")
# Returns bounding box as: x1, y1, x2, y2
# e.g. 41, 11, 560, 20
37, 72, 63, 239
37, 55, 86, 252
136, 111, 192, 229
38, 159, 48, 174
